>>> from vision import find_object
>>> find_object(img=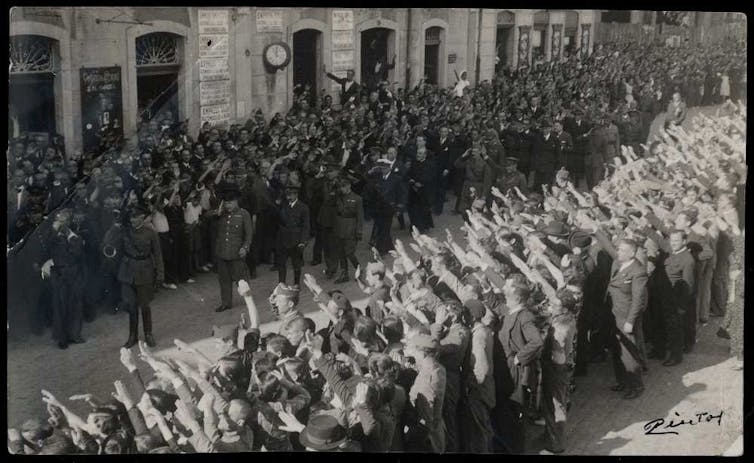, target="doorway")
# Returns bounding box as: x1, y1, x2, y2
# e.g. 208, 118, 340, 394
495, 26, 513, 71
9, 73, 56, 136
135, 32, 181, 125
293, 29, 322, 103
137, 71, 179, 124
424, 27, 441, 85
361, 27, 394, 91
